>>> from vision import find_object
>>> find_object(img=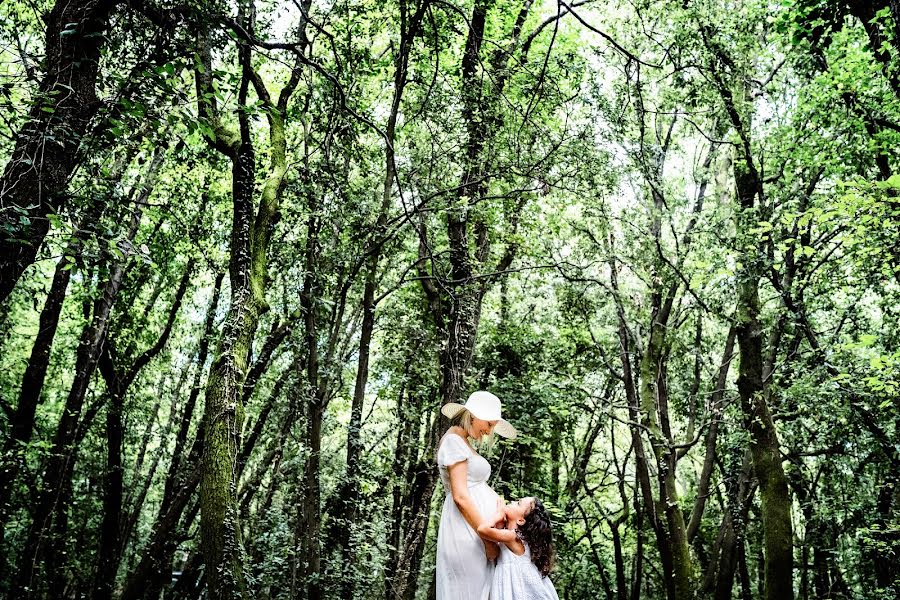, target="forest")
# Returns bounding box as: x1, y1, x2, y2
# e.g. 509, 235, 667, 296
0, 0, 898, 598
